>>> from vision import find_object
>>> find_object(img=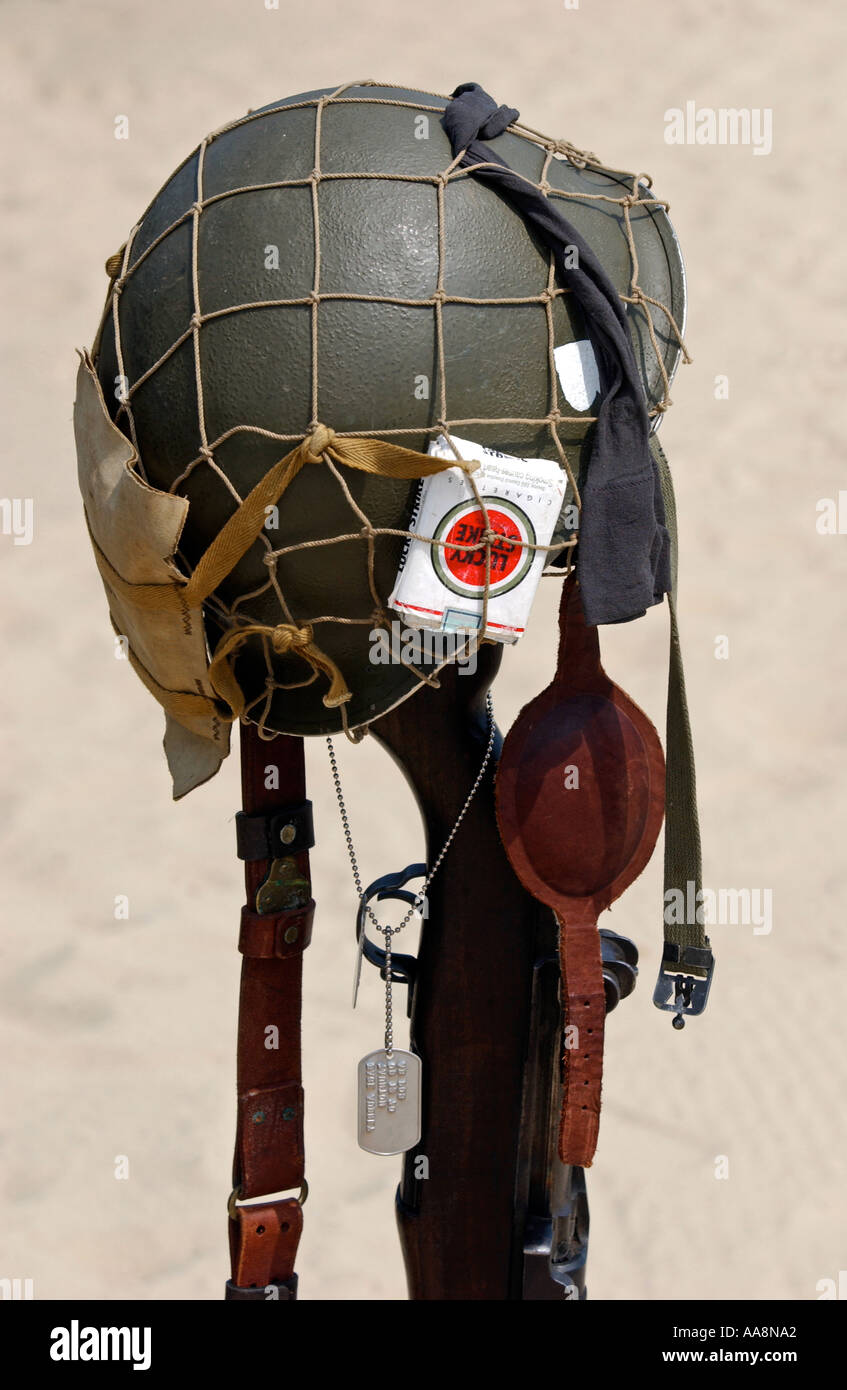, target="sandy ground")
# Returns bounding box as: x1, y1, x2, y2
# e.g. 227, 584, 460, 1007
1, 0, 846, 1302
